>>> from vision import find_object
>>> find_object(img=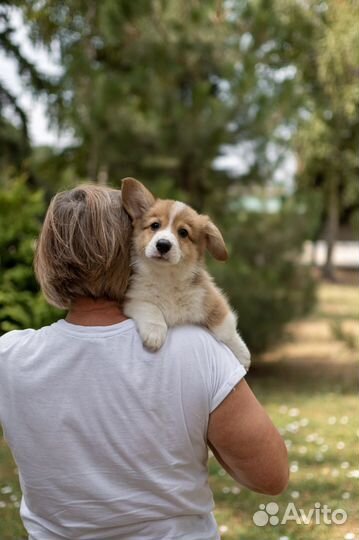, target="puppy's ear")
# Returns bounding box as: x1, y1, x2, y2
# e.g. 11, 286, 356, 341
204, 219, 228, 261
121, 178, 155, 220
